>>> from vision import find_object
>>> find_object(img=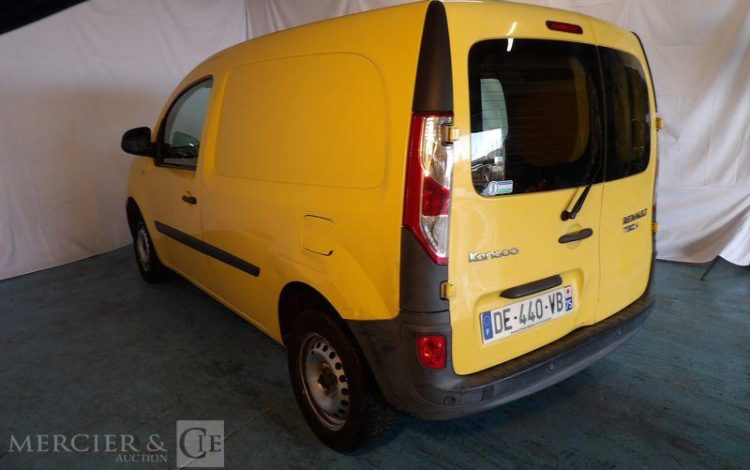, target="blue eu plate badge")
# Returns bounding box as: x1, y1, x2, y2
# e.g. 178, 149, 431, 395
564, 286, 573, 311
481, 311, 493, 342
